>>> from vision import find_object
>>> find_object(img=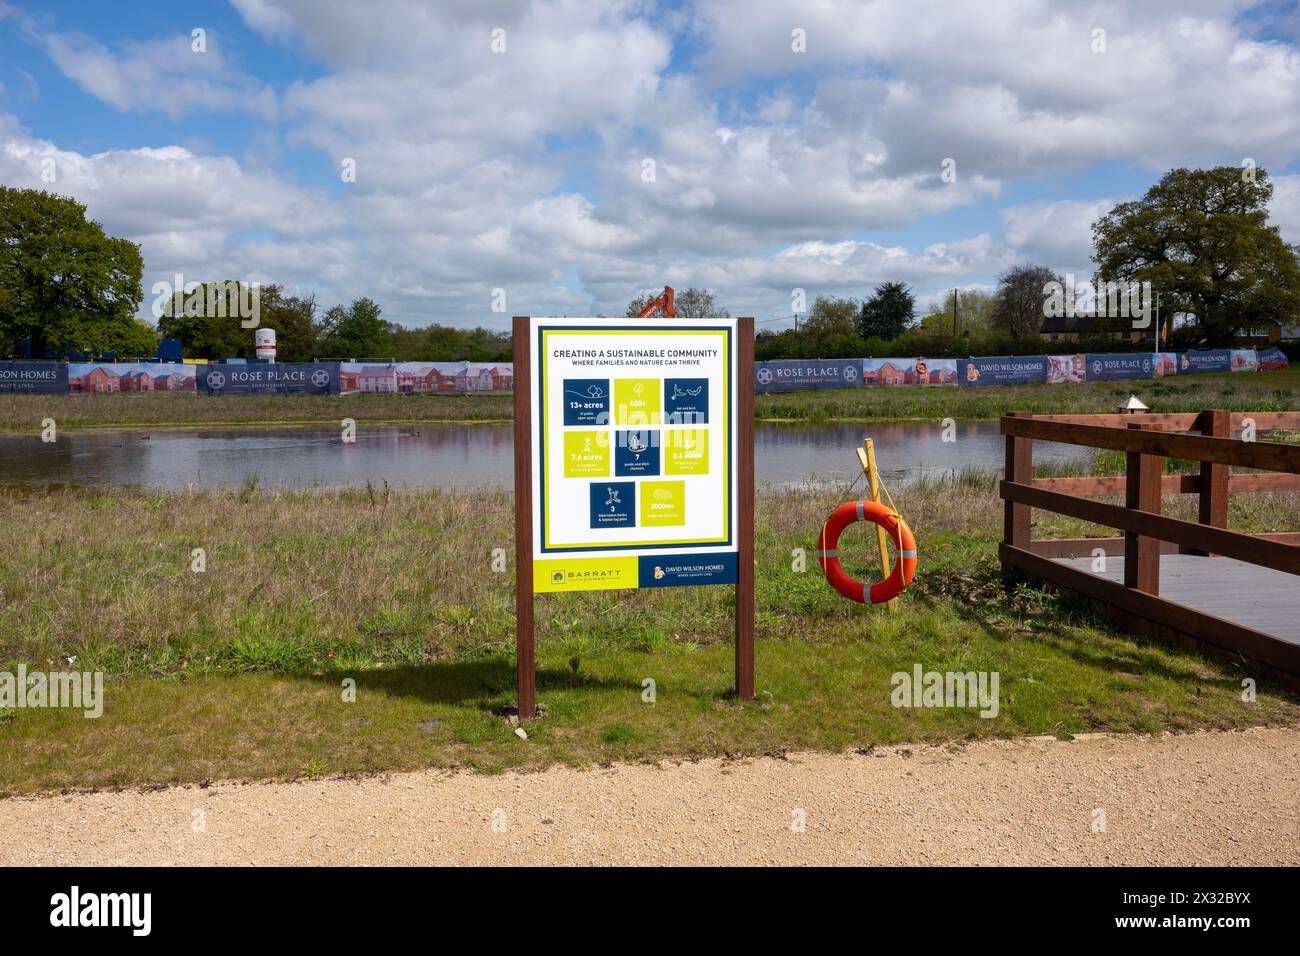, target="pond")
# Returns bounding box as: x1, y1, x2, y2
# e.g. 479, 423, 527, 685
0, 420, 1096, 490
